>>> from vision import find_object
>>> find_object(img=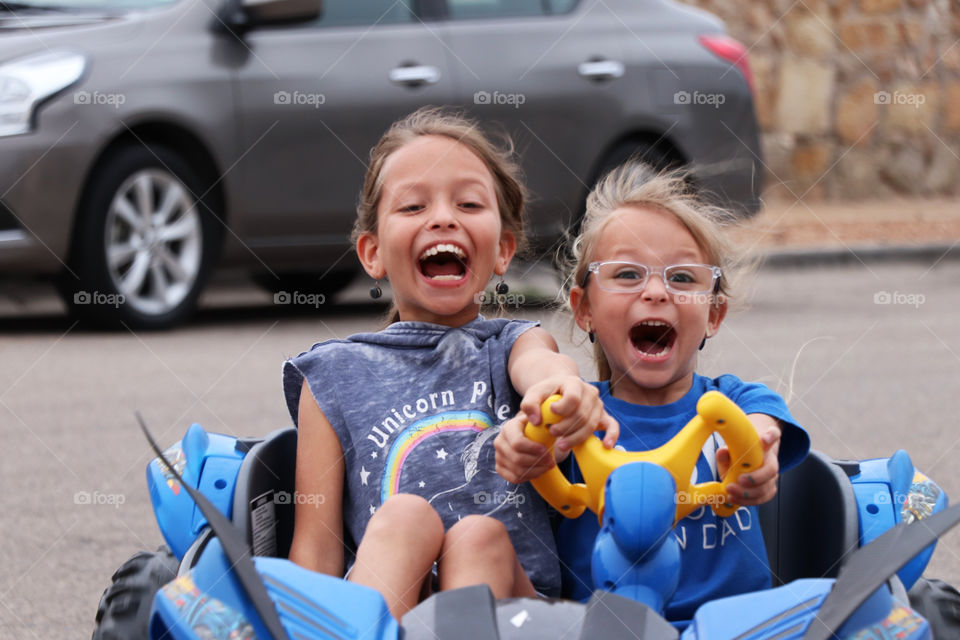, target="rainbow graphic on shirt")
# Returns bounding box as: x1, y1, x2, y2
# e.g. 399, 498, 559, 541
380, 410, 494, 503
